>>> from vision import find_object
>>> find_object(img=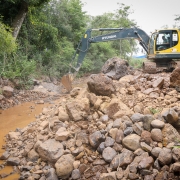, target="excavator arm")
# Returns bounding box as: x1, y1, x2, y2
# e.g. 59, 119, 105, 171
61, 27, 150, 91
